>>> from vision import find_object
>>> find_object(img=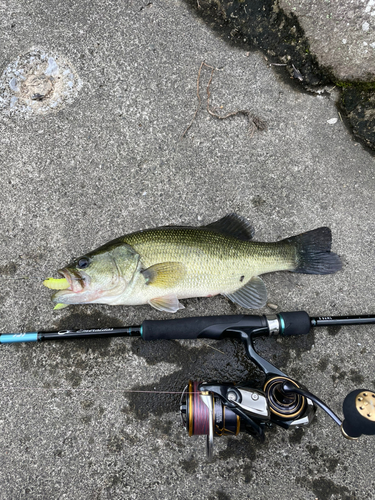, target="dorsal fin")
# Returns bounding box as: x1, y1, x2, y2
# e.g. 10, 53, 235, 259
204, 213, 254, 241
